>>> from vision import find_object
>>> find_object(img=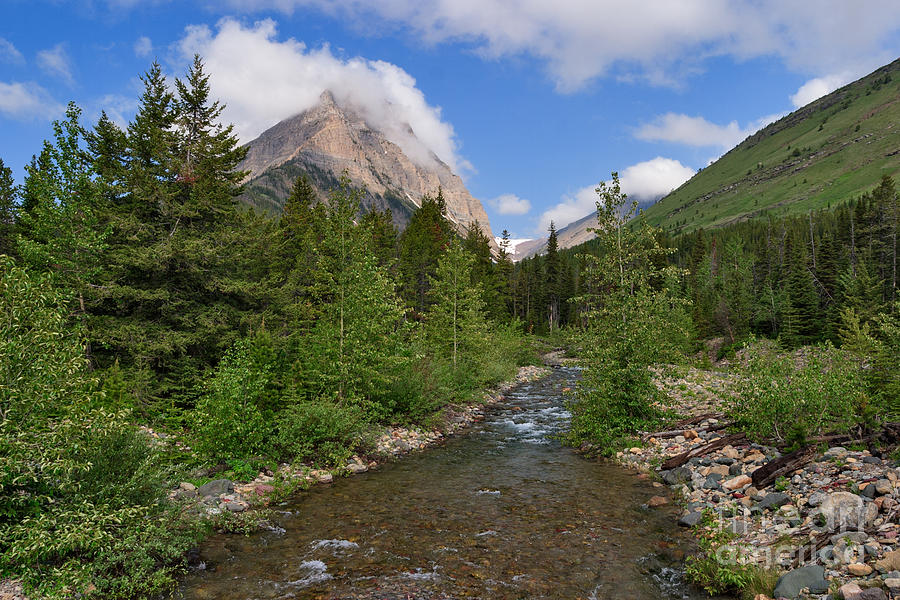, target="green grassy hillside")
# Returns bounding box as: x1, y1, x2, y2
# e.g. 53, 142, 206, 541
643, 58, 900, 234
